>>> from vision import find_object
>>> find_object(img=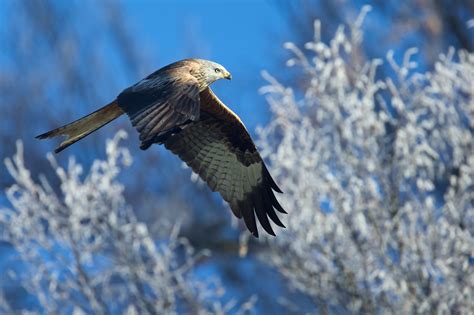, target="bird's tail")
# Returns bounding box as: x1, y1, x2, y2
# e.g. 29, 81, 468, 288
36, 100, 124, 153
